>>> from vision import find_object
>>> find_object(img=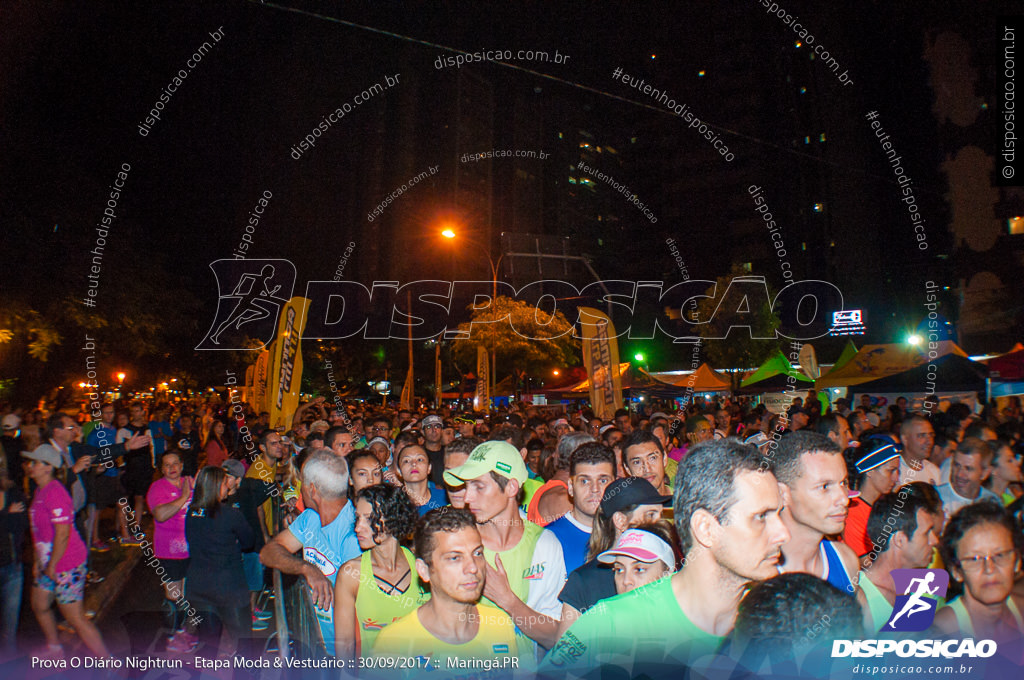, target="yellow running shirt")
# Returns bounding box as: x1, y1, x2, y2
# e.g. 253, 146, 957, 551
370, 604, 527, 678
355, 547, 426, 656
